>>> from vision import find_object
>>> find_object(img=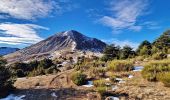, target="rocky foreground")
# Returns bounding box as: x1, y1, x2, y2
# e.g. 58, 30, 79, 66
1, 68, 170, 100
